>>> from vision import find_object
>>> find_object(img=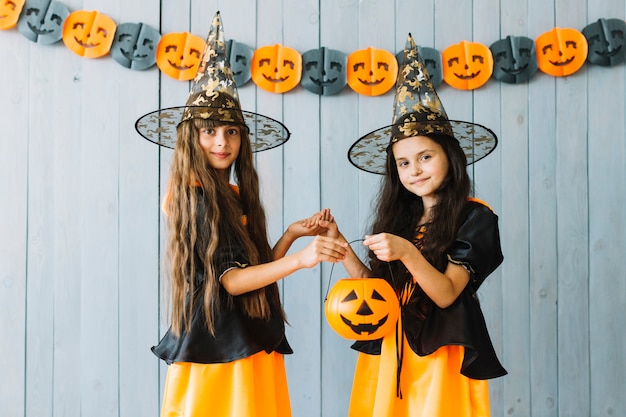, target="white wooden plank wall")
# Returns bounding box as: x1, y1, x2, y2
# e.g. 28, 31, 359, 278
1, 0, 625, 416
